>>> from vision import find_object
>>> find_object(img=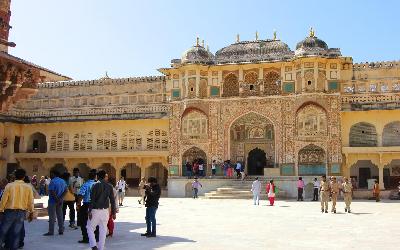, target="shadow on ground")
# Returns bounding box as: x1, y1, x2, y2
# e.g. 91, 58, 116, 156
24, 218, 195, 250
